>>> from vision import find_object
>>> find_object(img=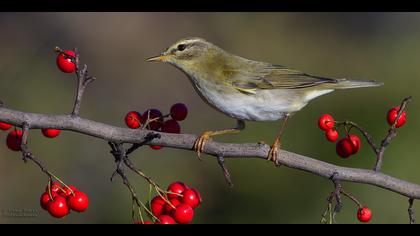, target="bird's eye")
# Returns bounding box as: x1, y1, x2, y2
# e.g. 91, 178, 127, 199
177, 44, 187, 51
